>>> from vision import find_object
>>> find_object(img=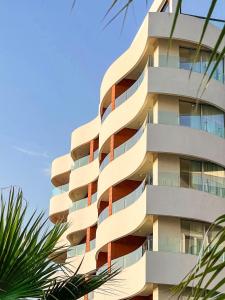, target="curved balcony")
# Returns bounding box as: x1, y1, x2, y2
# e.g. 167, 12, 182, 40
100, 121, 147, 172
101, 68, 146, 123
51, 154, 72, 186
67, 246, 97, 275
69, 158, 99, 201
100, 12, 224, 106
67, 200, 98, 245
147, 123, 225, 168
98, 180, 145, 225
49, 192, 71, 223
148, 185, 225, 224
99, 63, 149, 153
149, 67, 225, 112
71, 116, 100, 159
96, 187, 148, 254
69, 192, 97, 213
94, 253, 149, 300
52, 183, 69, 197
